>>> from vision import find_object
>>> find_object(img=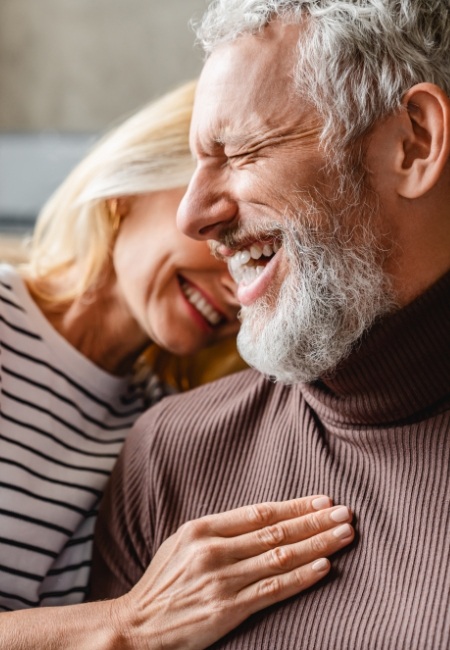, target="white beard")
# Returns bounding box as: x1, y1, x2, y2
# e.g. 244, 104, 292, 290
236, 177, 396, 384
